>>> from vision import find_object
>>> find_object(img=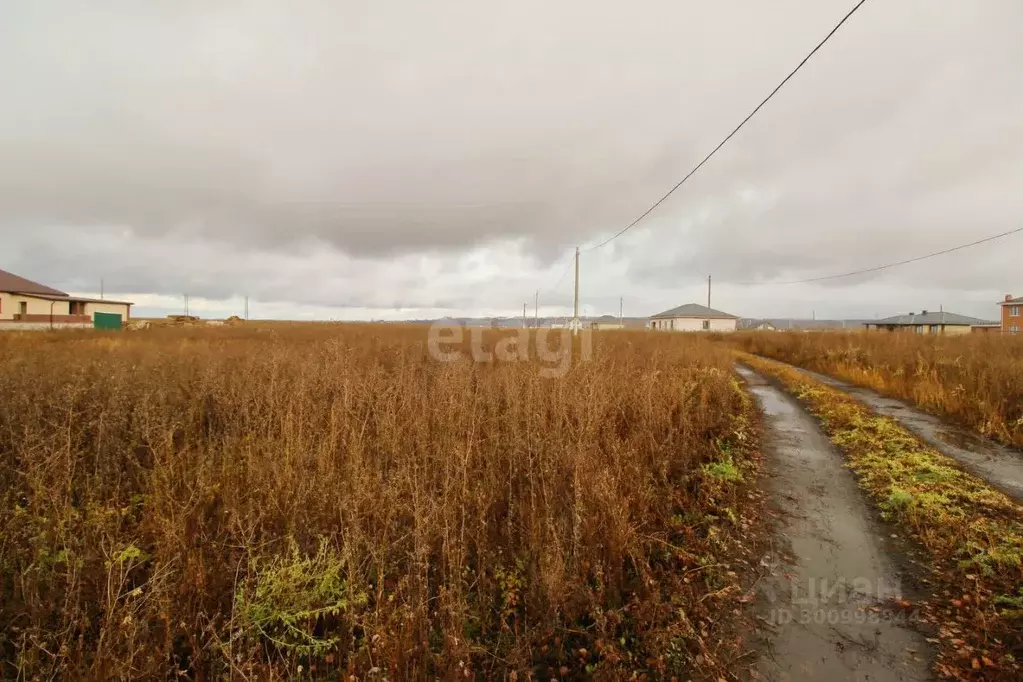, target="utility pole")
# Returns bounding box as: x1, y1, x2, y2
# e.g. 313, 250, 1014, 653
620, 297, 624, 327
572, 246, 580, 336
100, 278, 104, 300
523, 303, 528, 328
244, 295, 249, 320
534, 290, 539, 328
184, 294, 189, 317
707, 275, 712, 309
